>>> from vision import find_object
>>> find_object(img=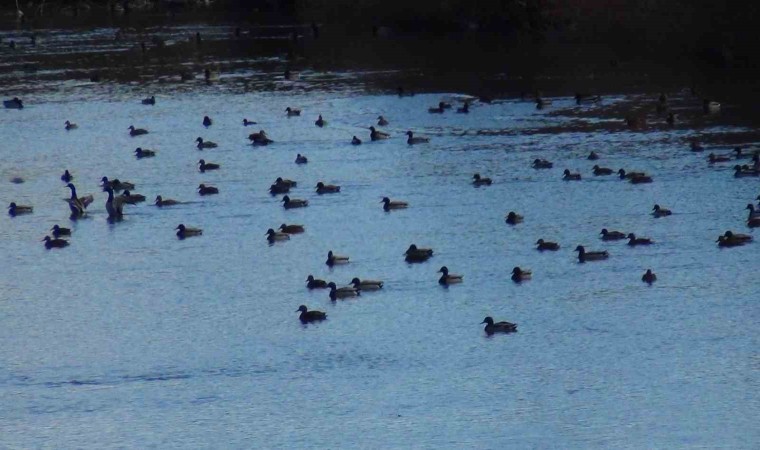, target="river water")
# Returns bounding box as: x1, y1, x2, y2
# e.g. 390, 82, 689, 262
1, 22, 758, 449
